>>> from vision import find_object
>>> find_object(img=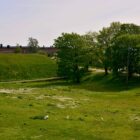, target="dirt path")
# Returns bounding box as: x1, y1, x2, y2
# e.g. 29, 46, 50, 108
0, 77, 66, 84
